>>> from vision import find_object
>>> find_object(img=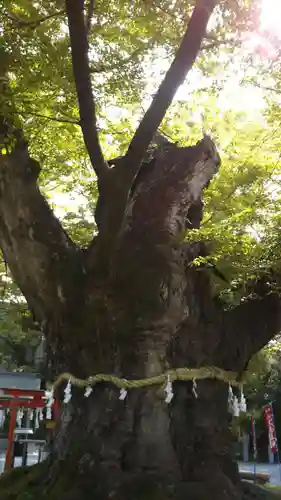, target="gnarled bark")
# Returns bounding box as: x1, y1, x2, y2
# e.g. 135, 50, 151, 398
1, 127, 281, 500
0, 144, 82, 320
